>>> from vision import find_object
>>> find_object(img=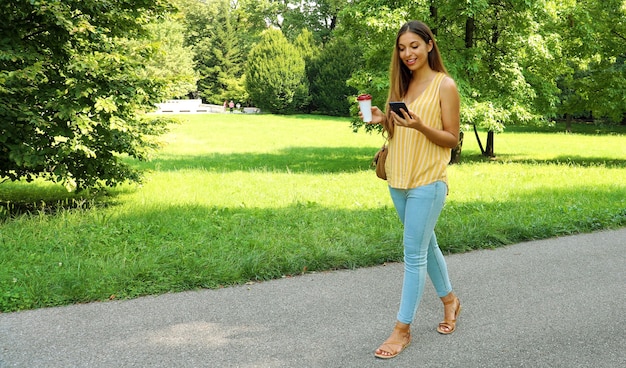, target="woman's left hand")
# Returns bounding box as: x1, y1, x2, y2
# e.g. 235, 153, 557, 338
392, 109, 424, 131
